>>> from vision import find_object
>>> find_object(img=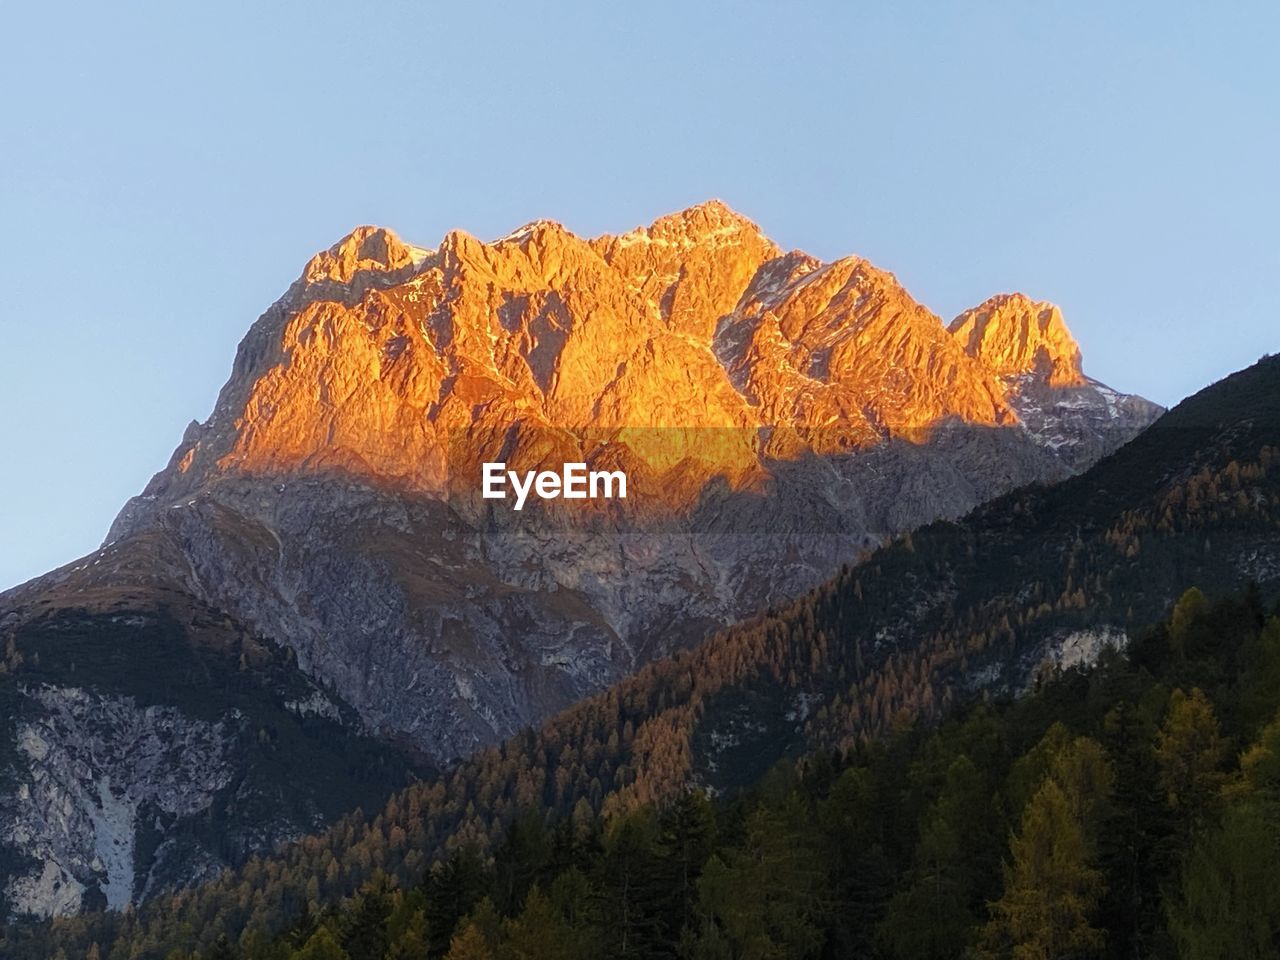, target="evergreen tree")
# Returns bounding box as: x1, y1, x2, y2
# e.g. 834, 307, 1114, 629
879, 755, 1000, 959
425, 847, 491, 957
977, 779, 1105, 960
1155, 689, 1227, 838
1169, 588, 1210, 661
492, 815, 552, 917
500, 887, 581, 960
341, 877, 393, 960
443, 922, 496, 960
292, 927, 350, 960
657, 790, 717, 936
1239, 618, 1280, 735
386, 890, 430, 960
1169, 805, 1280, 960
595, 807, 670, 959
547, 867, 601, 955
204, 934, 241, 960
692, 796, 826, 960
288, 901, 323, 951
445, 902, 503, 960
1096, 702, 1172, 959
819, 764, 894, 957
